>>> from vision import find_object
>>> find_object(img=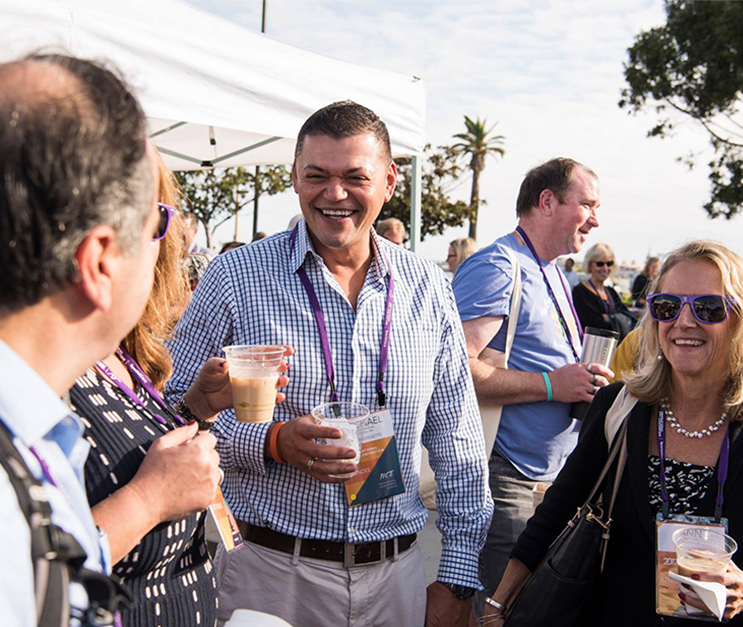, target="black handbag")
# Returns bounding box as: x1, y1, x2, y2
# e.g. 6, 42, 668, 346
503, 417, 629, 627
610, 304, 637, 343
